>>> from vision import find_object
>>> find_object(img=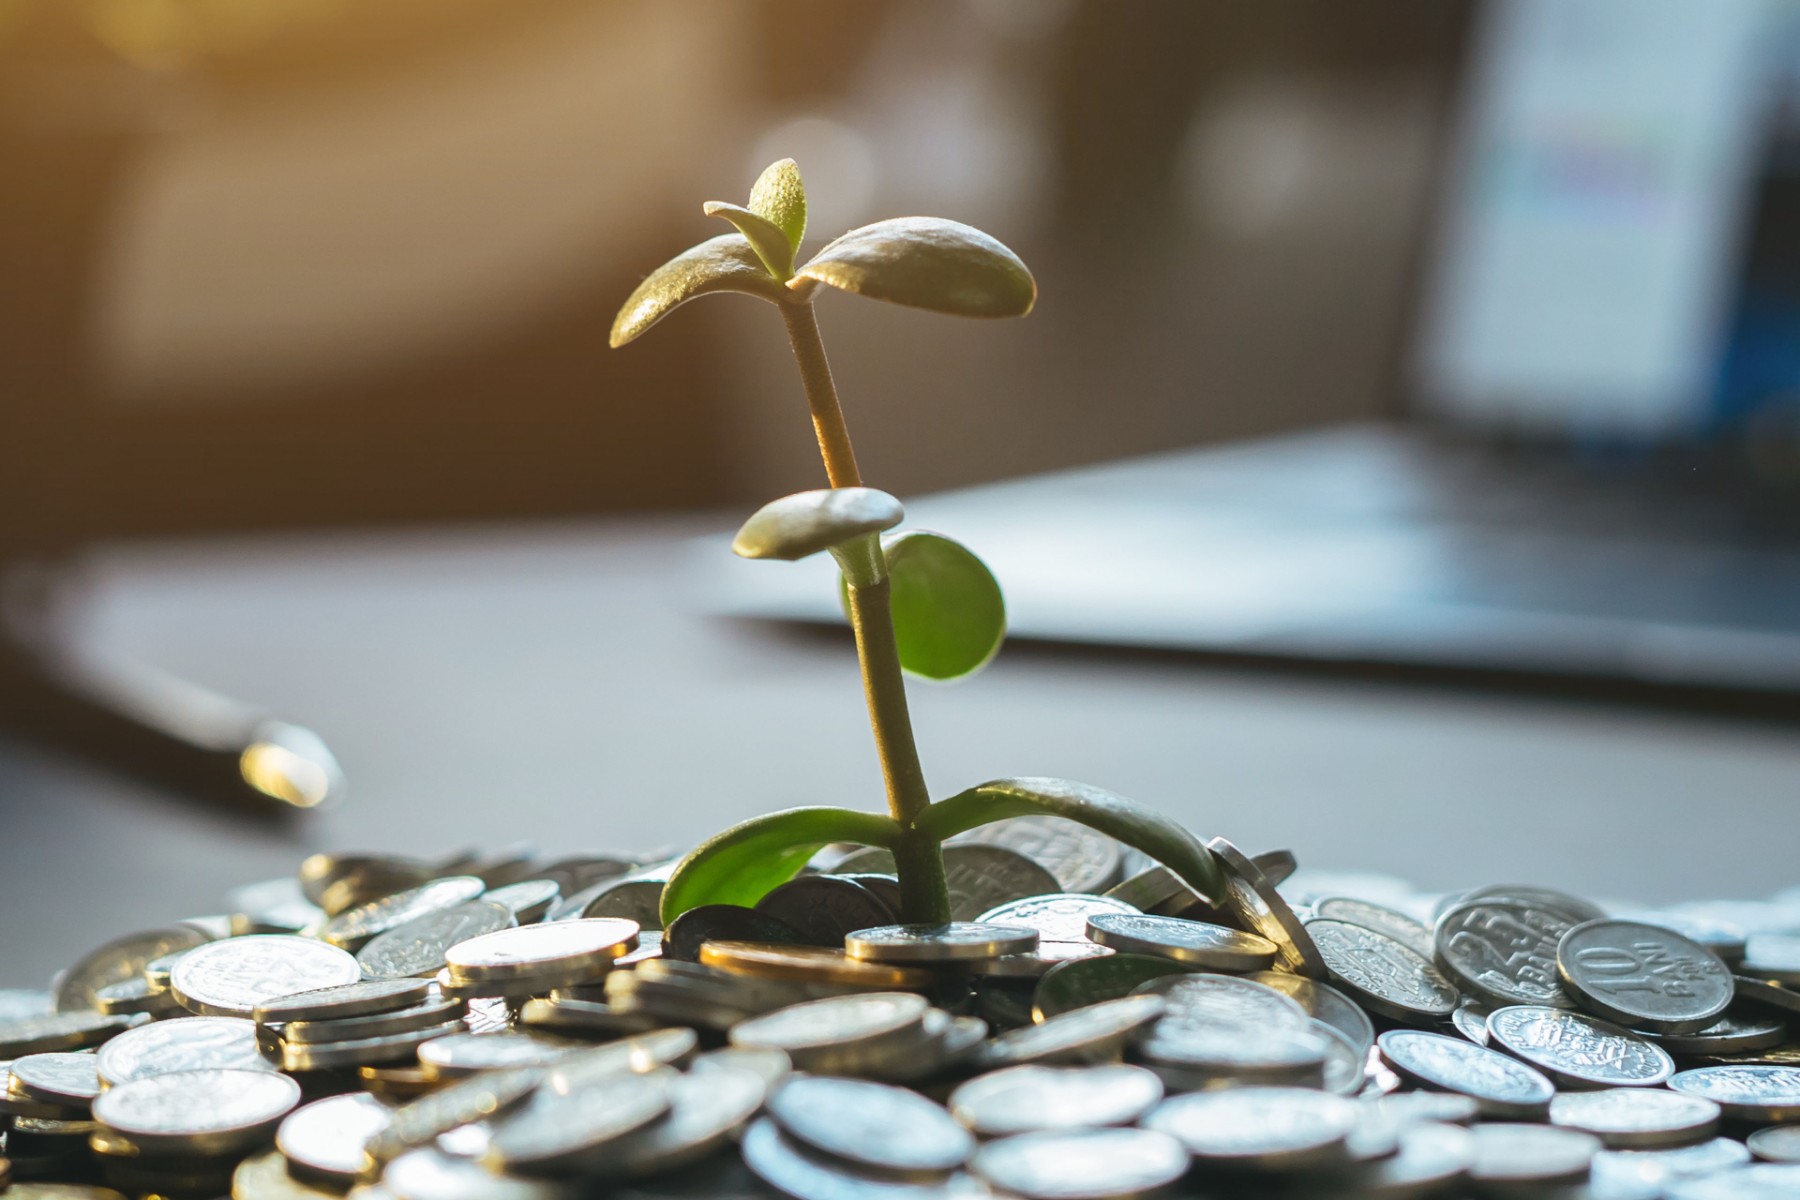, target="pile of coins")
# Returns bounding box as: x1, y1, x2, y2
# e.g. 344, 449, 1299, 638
2, 821, 1800, 1199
